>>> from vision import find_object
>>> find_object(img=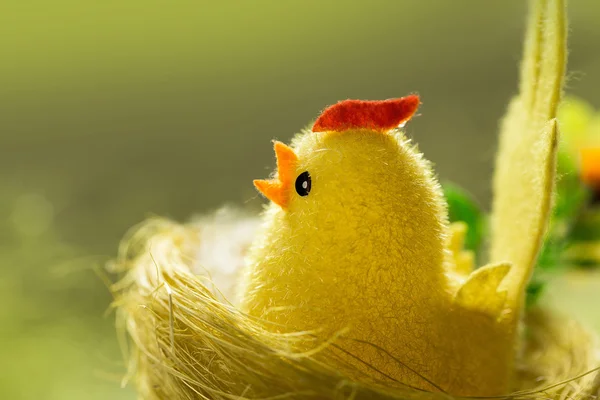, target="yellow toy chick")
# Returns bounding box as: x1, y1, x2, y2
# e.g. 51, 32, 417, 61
110, 1, 572, 398
240, 96, 518, 396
